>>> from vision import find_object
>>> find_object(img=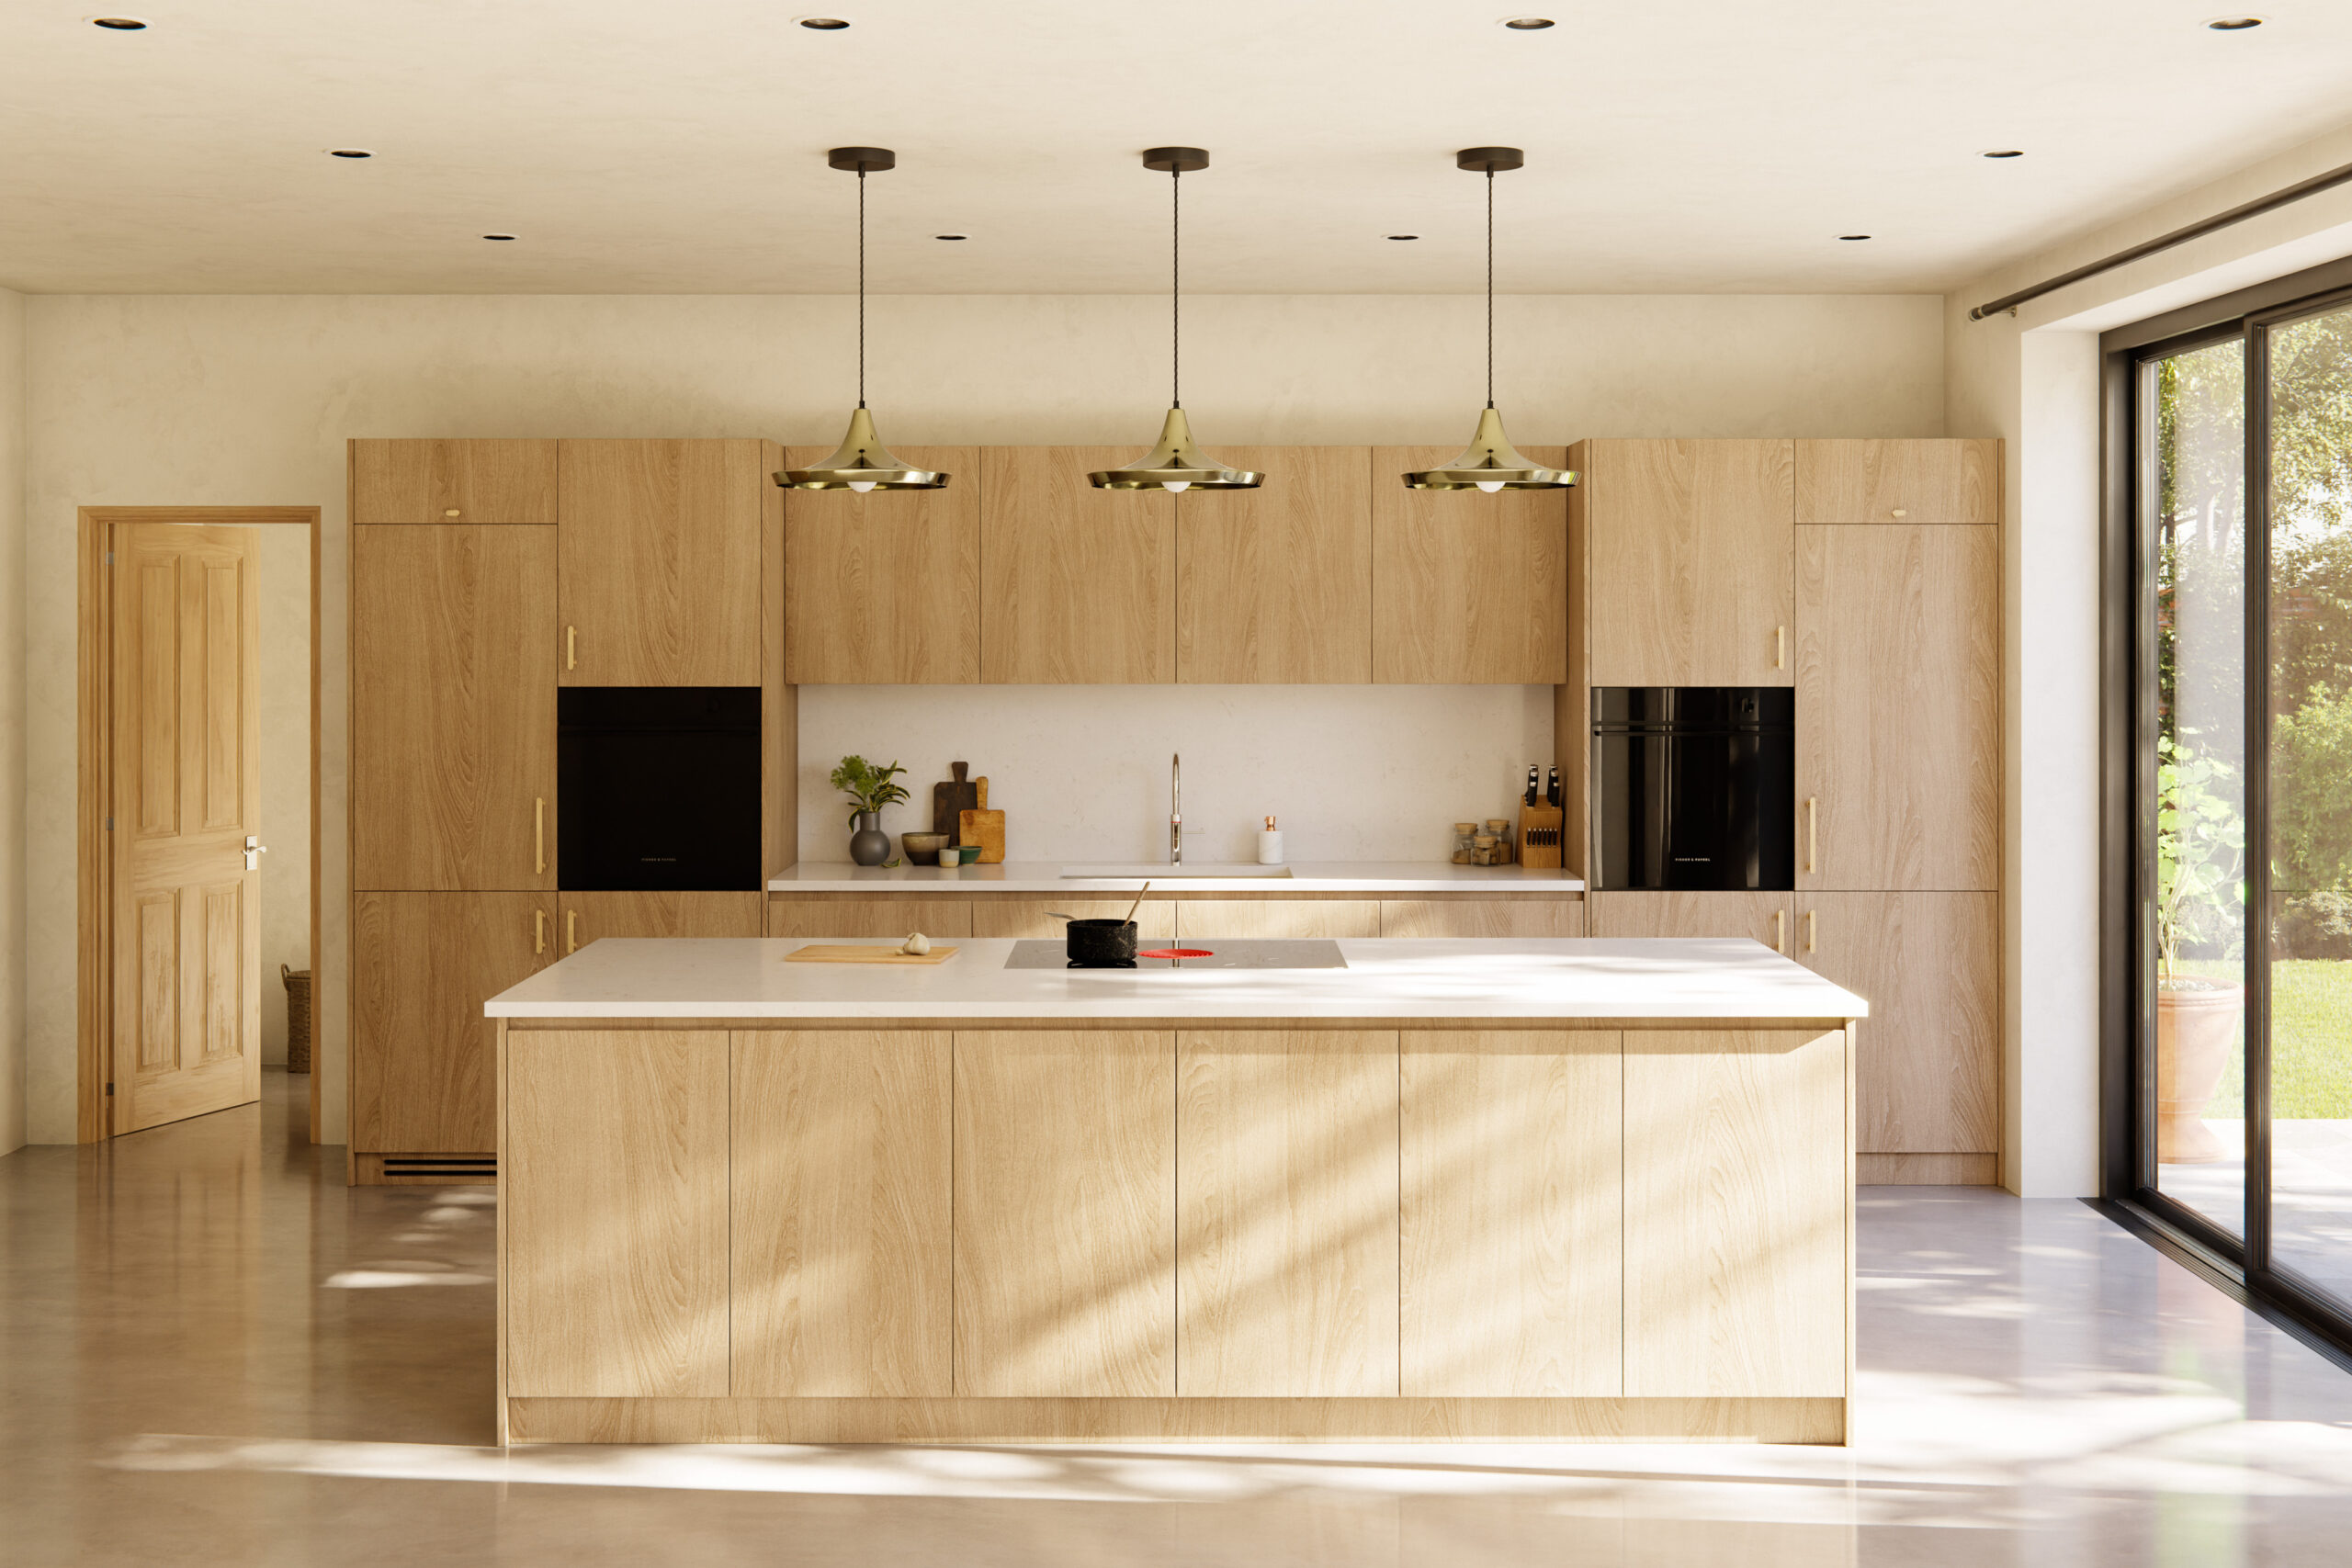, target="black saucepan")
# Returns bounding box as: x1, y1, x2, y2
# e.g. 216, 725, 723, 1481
1065, 918, 1138, 966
